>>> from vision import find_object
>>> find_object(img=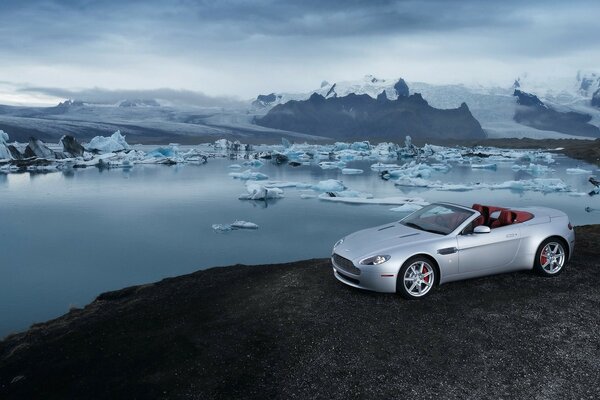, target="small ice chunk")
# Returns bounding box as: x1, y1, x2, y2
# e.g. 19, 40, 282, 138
319, 195, 428, 206
231, 220, 259, 229
239, 182, 284, 200
371, 162, 400, 171
319, 190, 373, 199
341, 168, 364, 175
212, 224, 233, 233
228, 164, 242, 169
229, 169, 269, 180
566, 168, 592, 174
390, 203, 423, 212
0, 130, 8, 144
300, 193, 317, 199
243, 159, 264, 168
311, 179, 346, 191
212, 220, 259, 232
318, 161, 346, 169
471, 163, 497, 169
